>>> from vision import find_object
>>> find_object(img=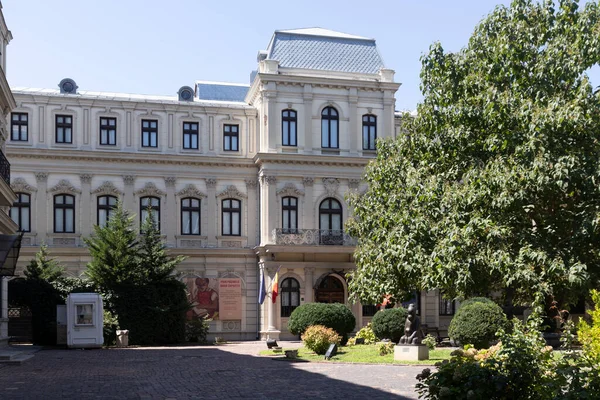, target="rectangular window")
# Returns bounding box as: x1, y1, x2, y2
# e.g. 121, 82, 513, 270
54, 194, 75, 233
439, 294, 456, 316
56, 115, 73, 144
11, 113, 28, 141
222, 199, 241, 236
282, 197, 298, 234
181, 198, 201, 235
282, 110, 297, 146
223, 124, 239, 151
99, 117, 117, 146
10, 193, 31, 232
183, 122, 199, 150
141, 119, 158, 148
76, 304, 94, 325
